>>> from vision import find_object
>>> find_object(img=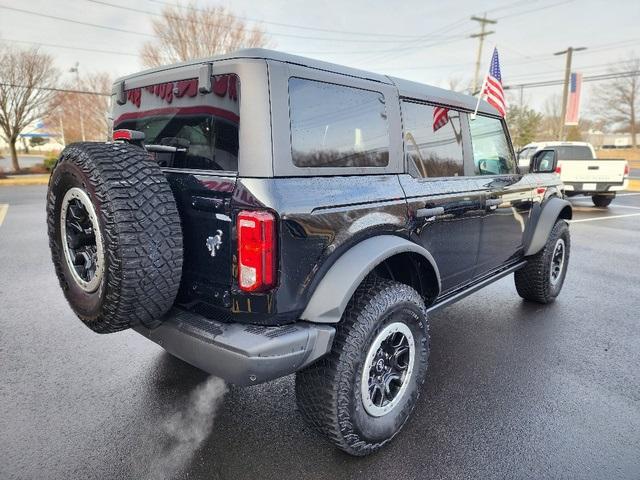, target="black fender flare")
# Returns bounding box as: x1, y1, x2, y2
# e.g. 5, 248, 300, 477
300, 235, 441, 324
523, 197, 572, 256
